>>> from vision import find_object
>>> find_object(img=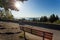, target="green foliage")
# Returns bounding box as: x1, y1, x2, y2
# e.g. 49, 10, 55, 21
54, 20, 60, 24
30, 14, 59, 24
32, 18, 38, 22
40, 16, 48, 22
22, 18, 25, 20
0, 0, 3, 7
49, 14, 56, 22
0, 10, 14, 20
55, 15, 59, 20
0, 0, 28, 20
49, 14, 59, 23
6, 15, 14, 20
0, 0, 27, 10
